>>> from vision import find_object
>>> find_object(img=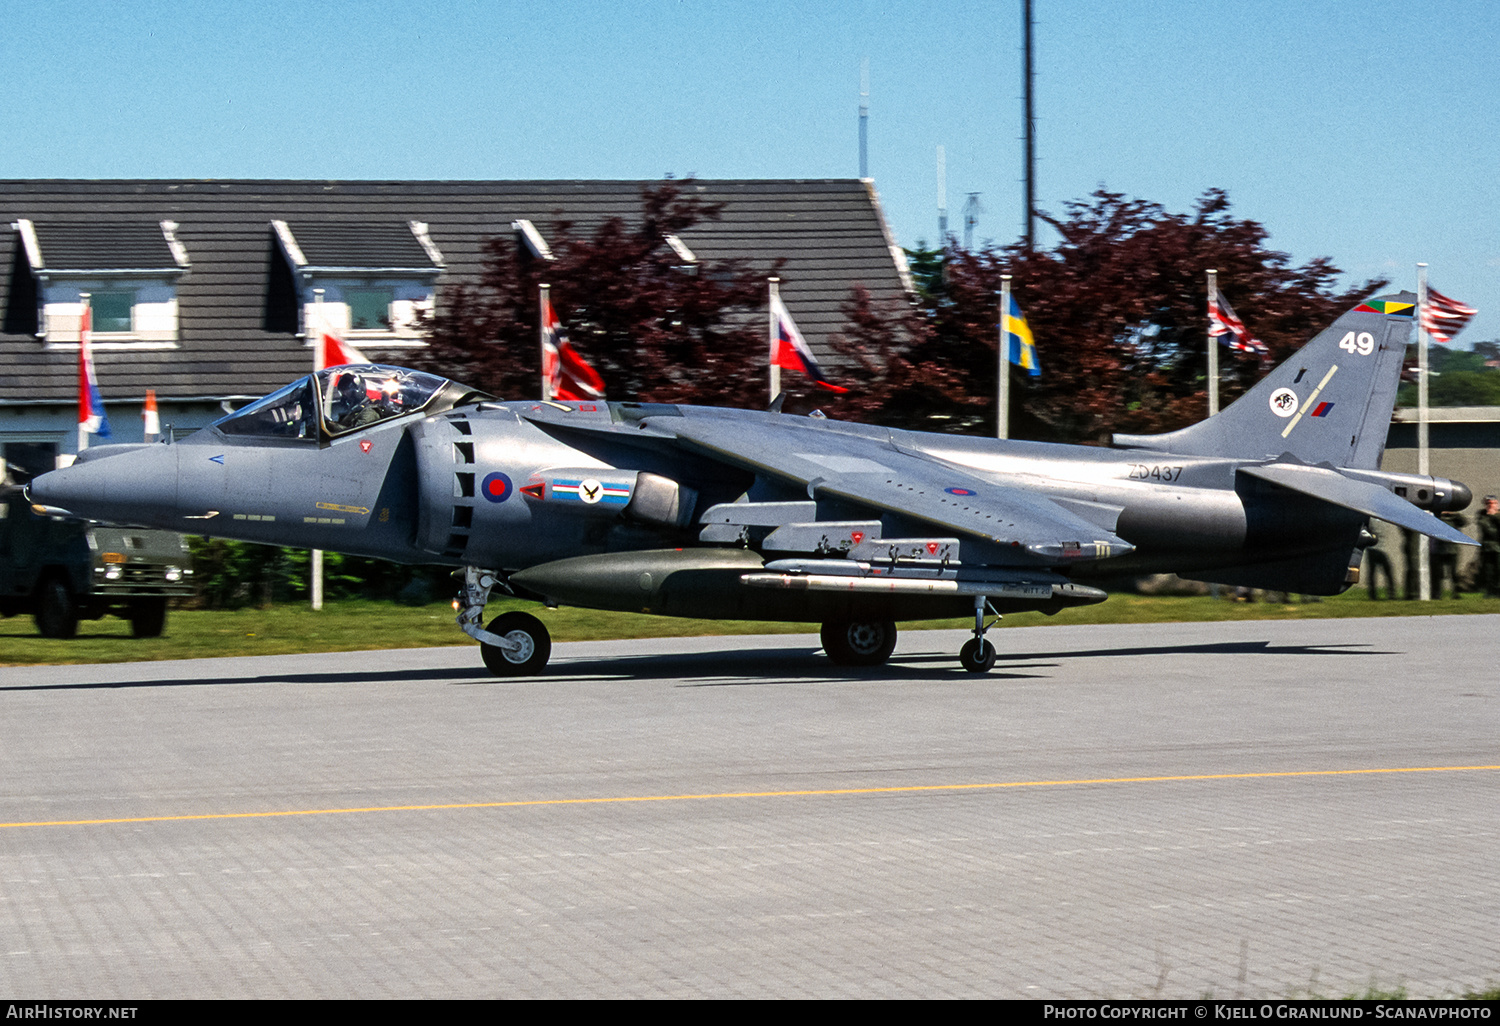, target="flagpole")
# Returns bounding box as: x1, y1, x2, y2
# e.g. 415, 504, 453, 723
313, 287, 326, 373
539, 283, 552, 401
998, 277, 1012, 440
1204, 269, 1222, 603
77, 292, 91, 456
1206, 269, 1220, 417
1416, 262, 1431, 602
311, 287, 324, 613
768, 277, 782, 403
